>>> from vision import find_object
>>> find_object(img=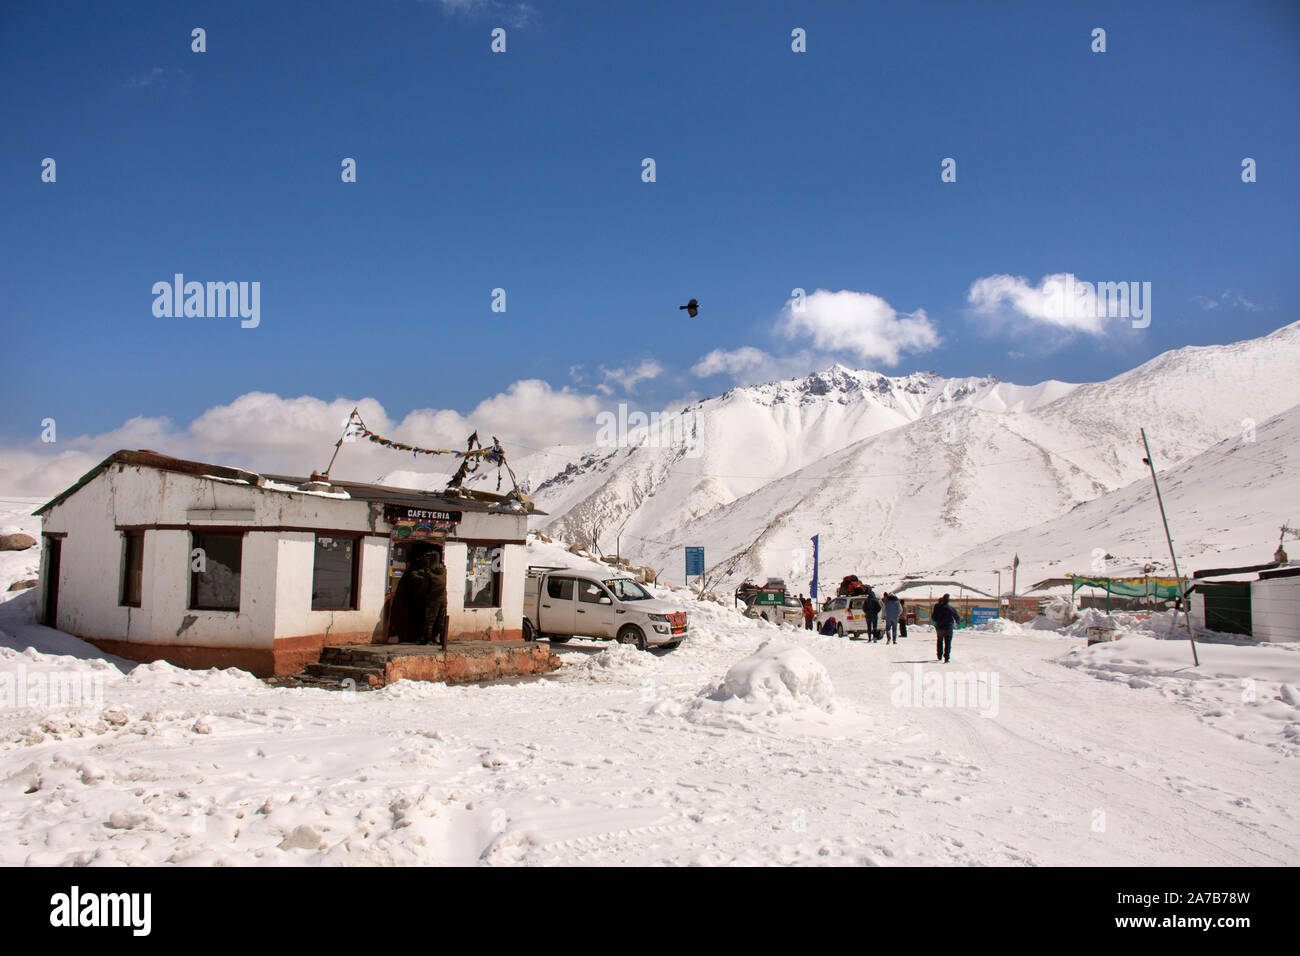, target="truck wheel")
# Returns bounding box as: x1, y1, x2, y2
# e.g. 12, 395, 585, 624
835, 622, 844, 637
523, 619, 536, 642
548, 634, 572, 644
617, 625, 647, 652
